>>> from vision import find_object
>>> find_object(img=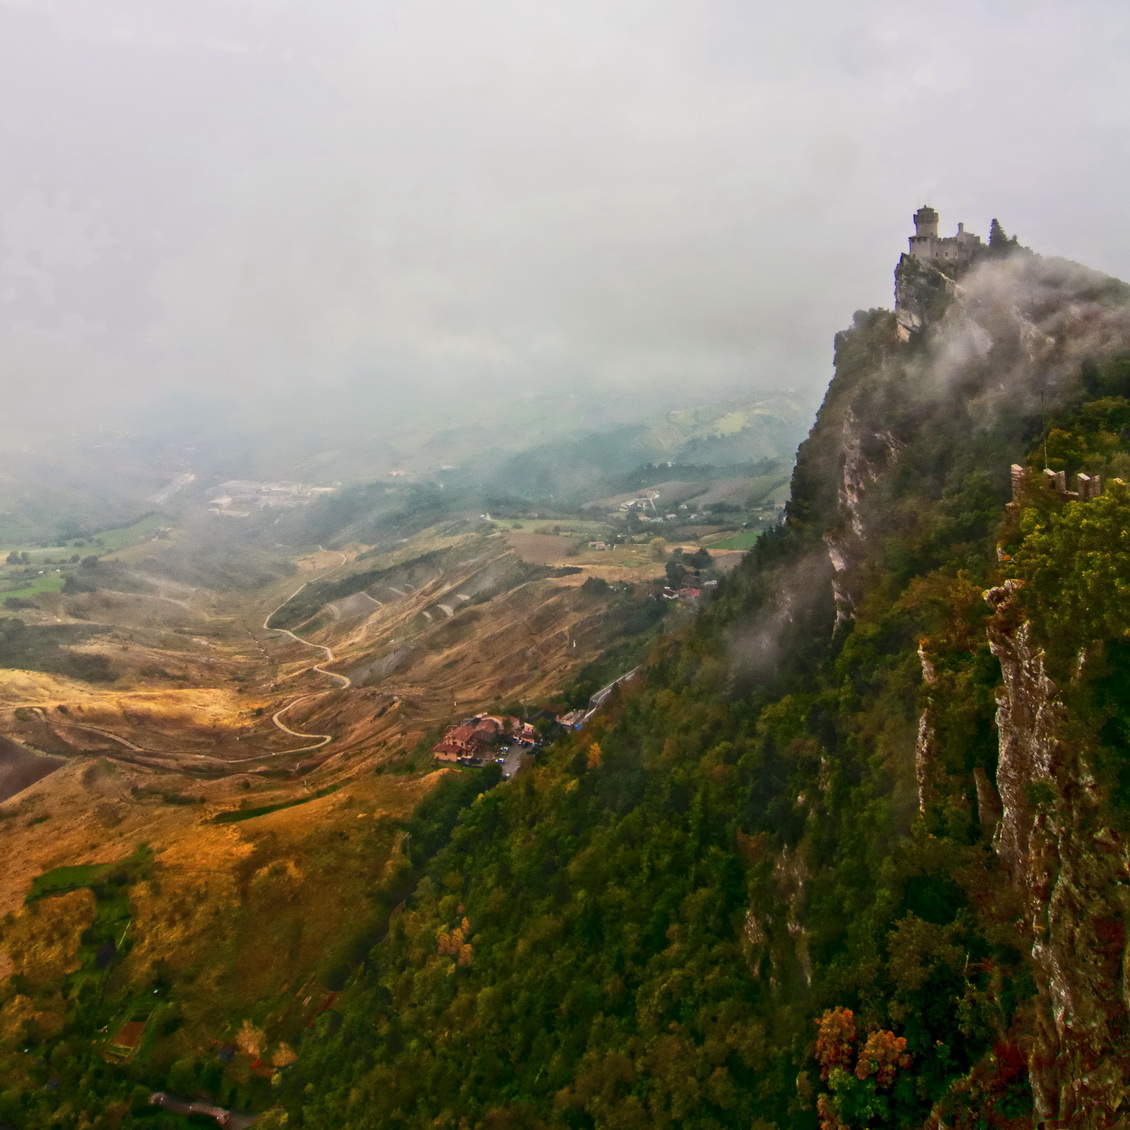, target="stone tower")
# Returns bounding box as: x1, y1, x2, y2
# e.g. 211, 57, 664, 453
913, 205, 939, 238
896, 206, 987, 339
908, 205, 940, 258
